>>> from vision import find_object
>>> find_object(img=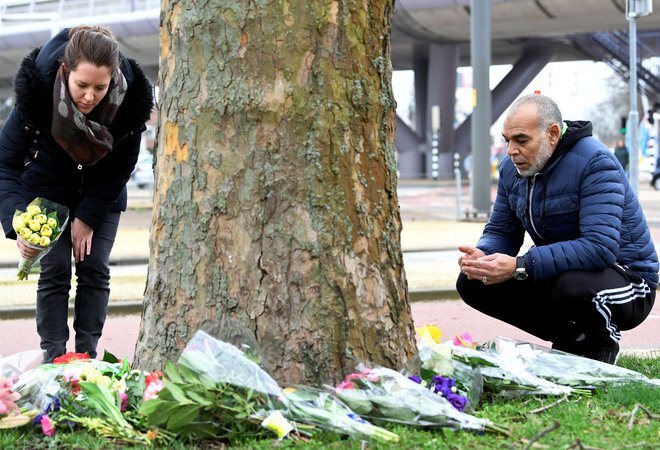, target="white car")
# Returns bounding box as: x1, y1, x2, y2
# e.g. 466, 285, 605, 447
131, 154, 154, 189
